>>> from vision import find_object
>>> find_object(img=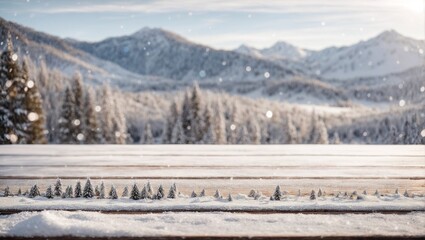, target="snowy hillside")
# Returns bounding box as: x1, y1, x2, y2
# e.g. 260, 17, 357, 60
236, 42, 312, 61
